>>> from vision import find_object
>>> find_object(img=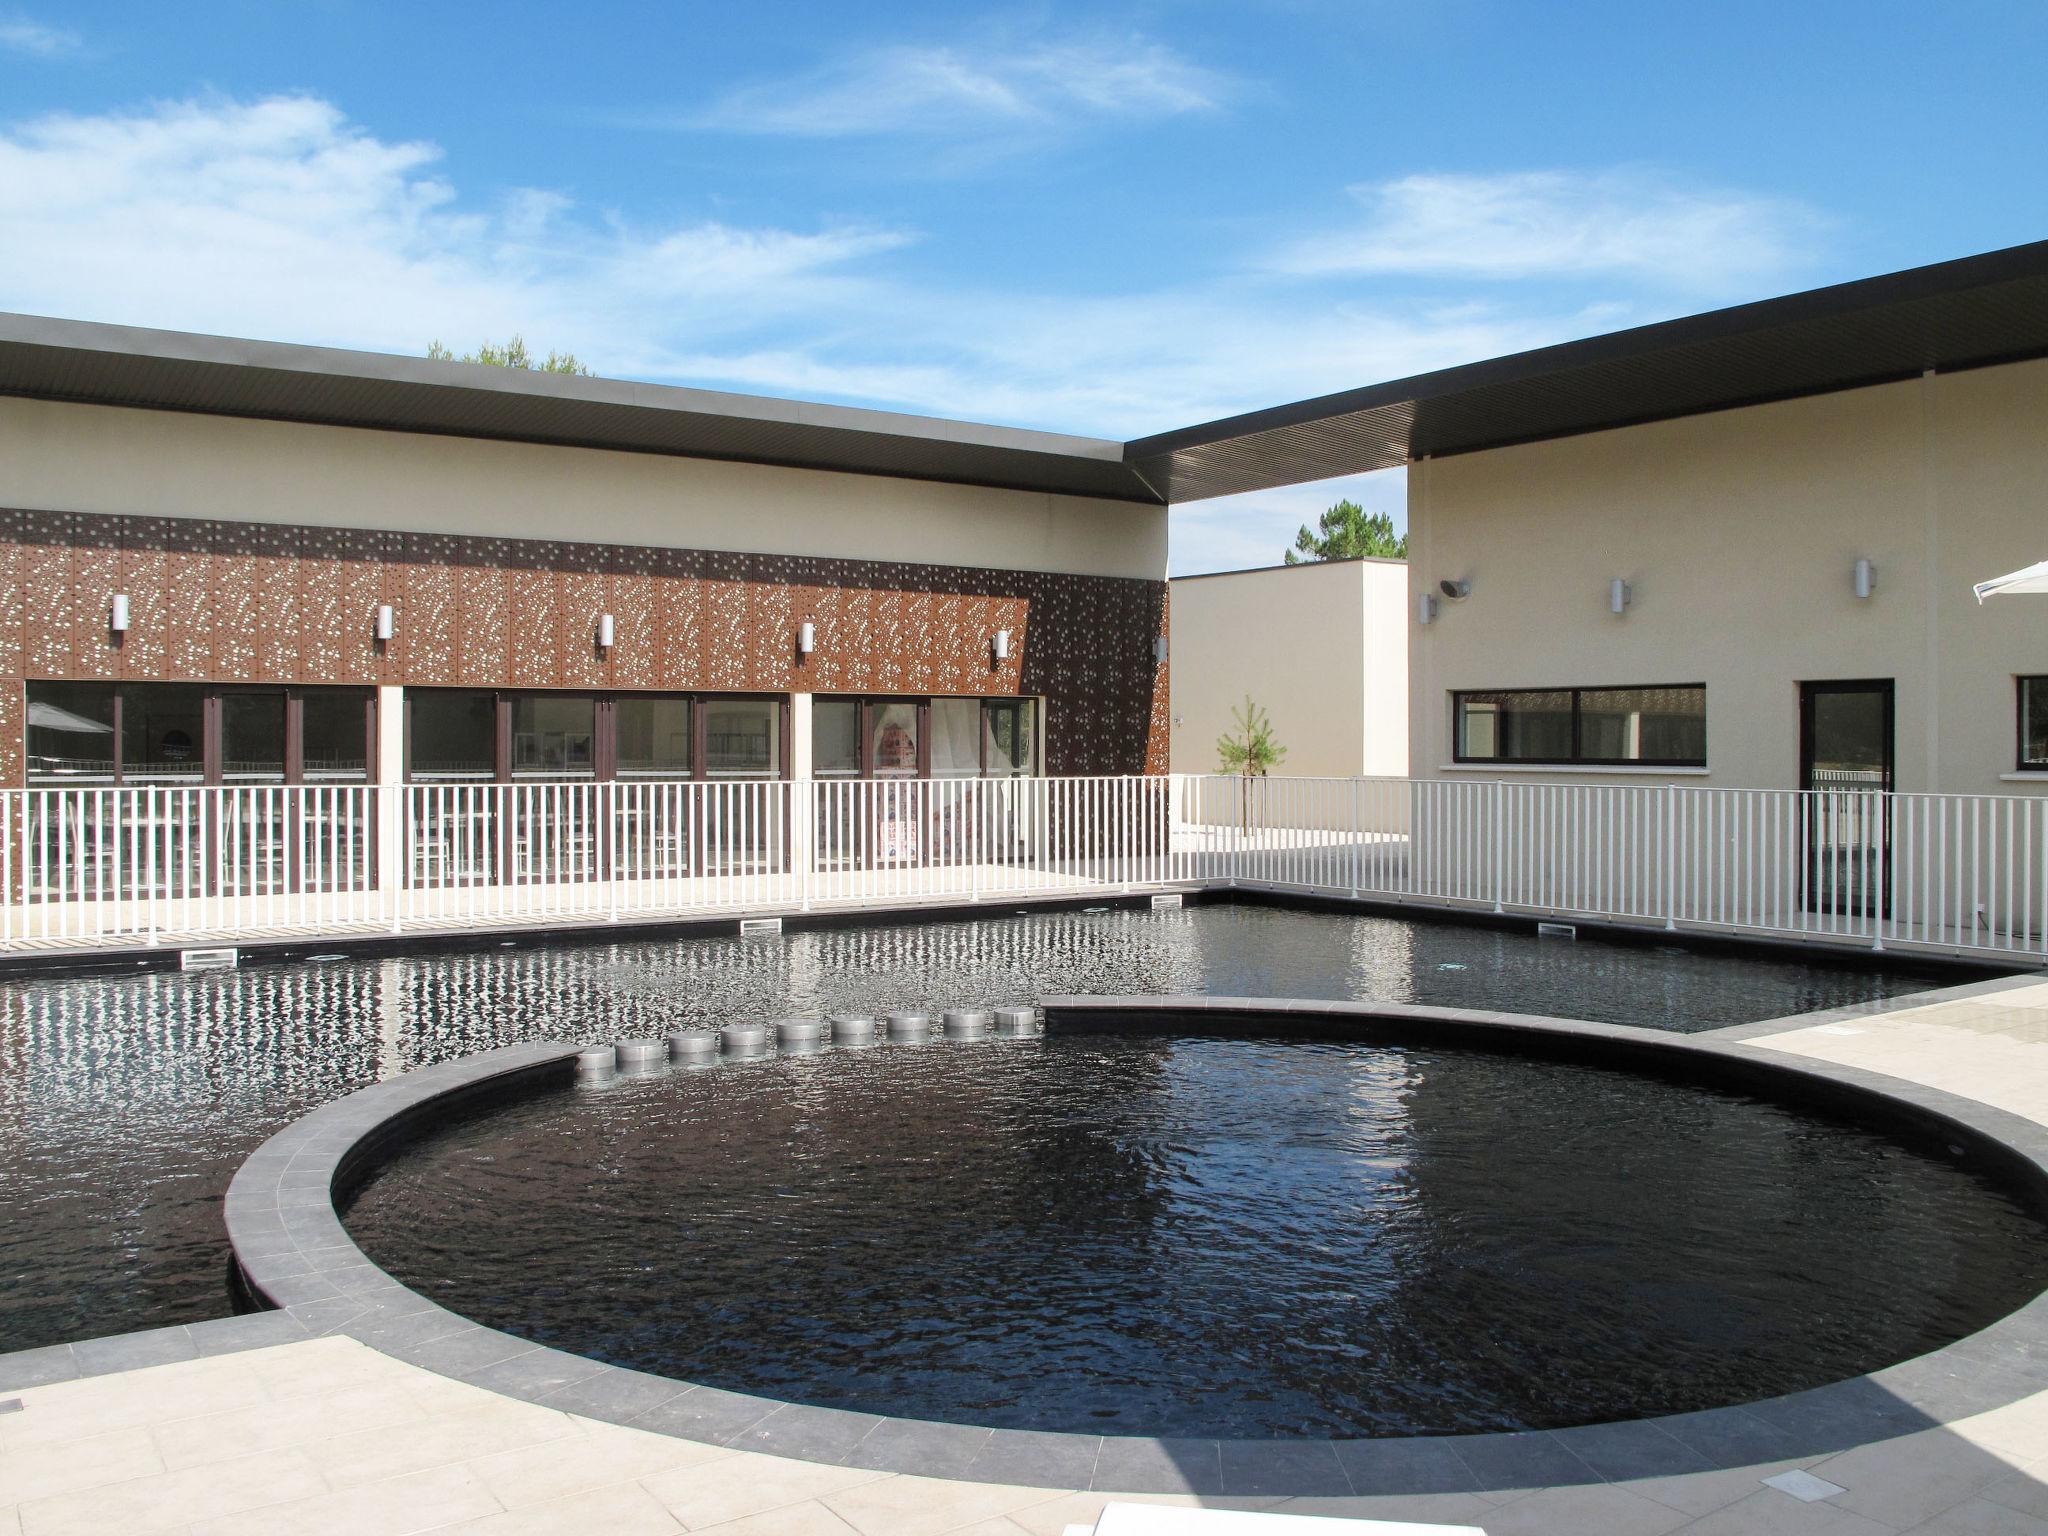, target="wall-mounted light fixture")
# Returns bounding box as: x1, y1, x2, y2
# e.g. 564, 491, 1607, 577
1418, 592, 1439, 625
597, 612, 615, 650
798, 621, 816, 656
1154, 635, 1168, 666
1437, 578, 1470, 602
992, 628, 1011, 663
1854, 558, 1876, 600
1609, 578, 1632, 615
374, 603, 395, 642
110, 593, 130, 634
